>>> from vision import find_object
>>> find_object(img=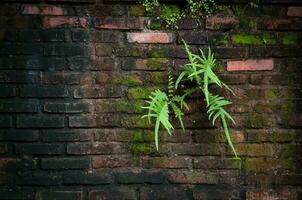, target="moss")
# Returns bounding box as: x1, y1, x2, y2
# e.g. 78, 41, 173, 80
149, 50, 167, 58
128, 143, 154, 155
160, 5, 181, 25
262, 33, 277, 45
282, 33, 299, 45
232, 34, 262, 45
146, 58, 167, 69
150, 20, 162, 30
129, 5, 145, 16
264, 89, 278, 101
127, 87, 157, 99
152, 72, 166, 83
